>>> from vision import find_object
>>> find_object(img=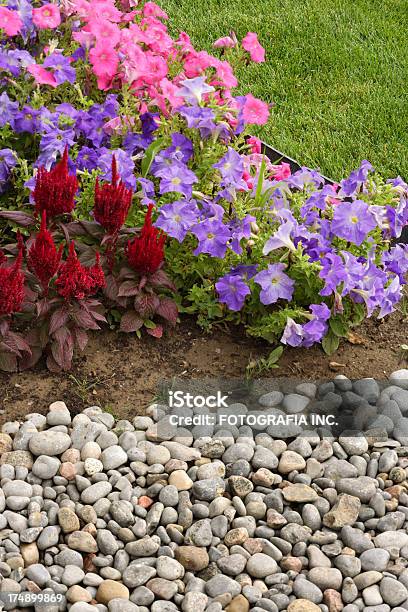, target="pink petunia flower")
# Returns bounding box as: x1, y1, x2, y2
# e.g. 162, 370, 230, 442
212, 59, 237, 89
88, 1, 123, 22
71, 0, 90, 18
213, 35, 237, 49
89, 44, 119, 77
32, 4, 61, 29
143, 1, 168, 19
27, 64, 58, 87
242, 94, 269, 125
247, 136, 262, 154
176, 31, 194, 52
183, 50, 217, 78
160, 77, 183, 109
72, 29, 94, 48
0, 7, 23, 36
272, 162, 291, 181
242, 32, 265, 63
88, 19, 121, 47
